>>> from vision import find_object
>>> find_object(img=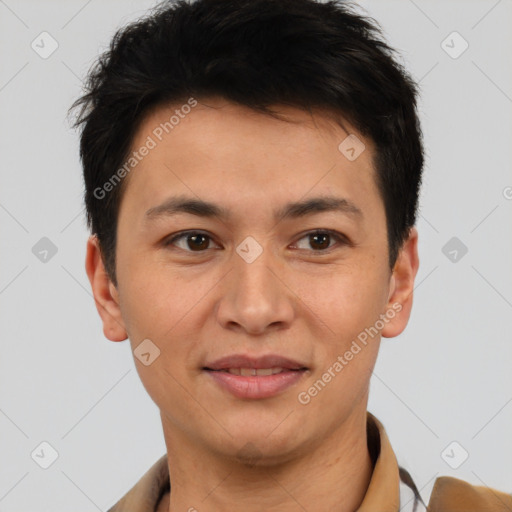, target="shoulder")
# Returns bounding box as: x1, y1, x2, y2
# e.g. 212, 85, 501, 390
427, 475, 512, 511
